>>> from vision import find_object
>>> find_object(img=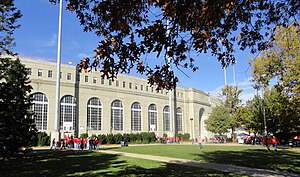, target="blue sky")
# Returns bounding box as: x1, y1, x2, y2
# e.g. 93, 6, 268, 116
13, 0, 257, 102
